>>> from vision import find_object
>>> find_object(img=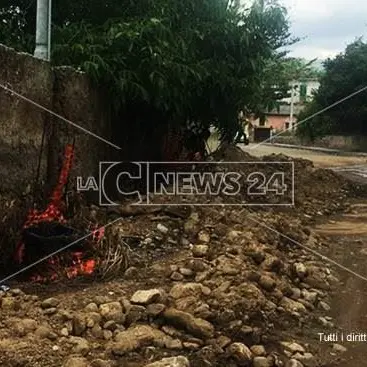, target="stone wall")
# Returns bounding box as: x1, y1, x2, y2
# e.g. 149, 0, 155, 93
0, 44, 111, 269
0, 44, 53, 195
0, 45, 112, 196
